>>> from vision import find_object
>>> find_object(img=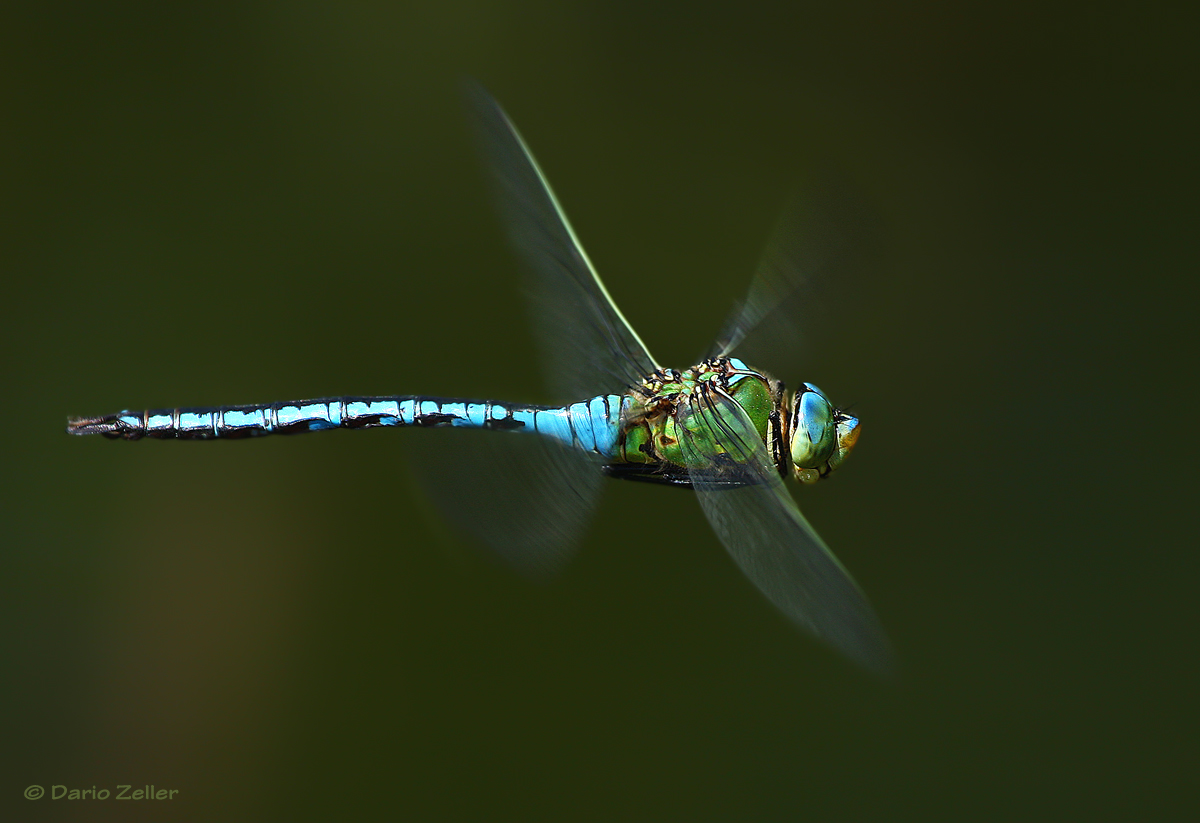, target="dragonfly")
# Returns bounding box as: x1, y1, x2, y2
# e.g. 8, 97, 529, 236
68, 86, 891, 673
